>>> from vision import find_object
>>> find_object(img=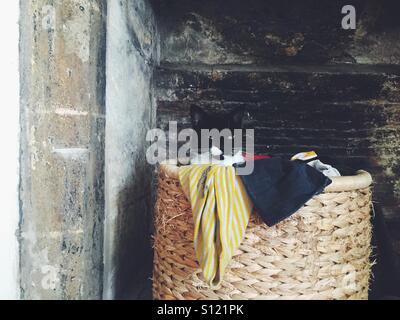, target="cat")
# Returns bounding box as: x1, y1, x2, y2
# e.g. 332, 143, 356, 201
190, 104, 245, 155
